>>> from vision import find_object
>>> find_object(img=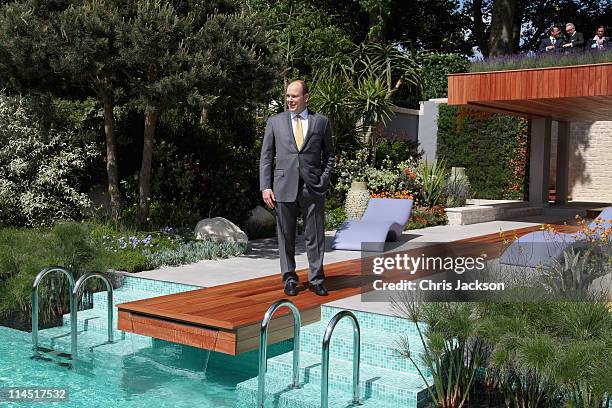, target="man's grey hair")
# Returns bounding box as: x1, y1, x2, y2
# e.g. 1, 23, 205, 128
565, 23, 575, 30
